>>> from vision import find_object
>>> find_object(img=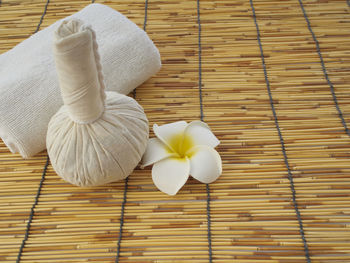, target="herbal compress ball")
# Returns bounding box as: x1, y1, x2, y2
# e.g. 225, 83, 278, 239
47, 19, 149, 187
